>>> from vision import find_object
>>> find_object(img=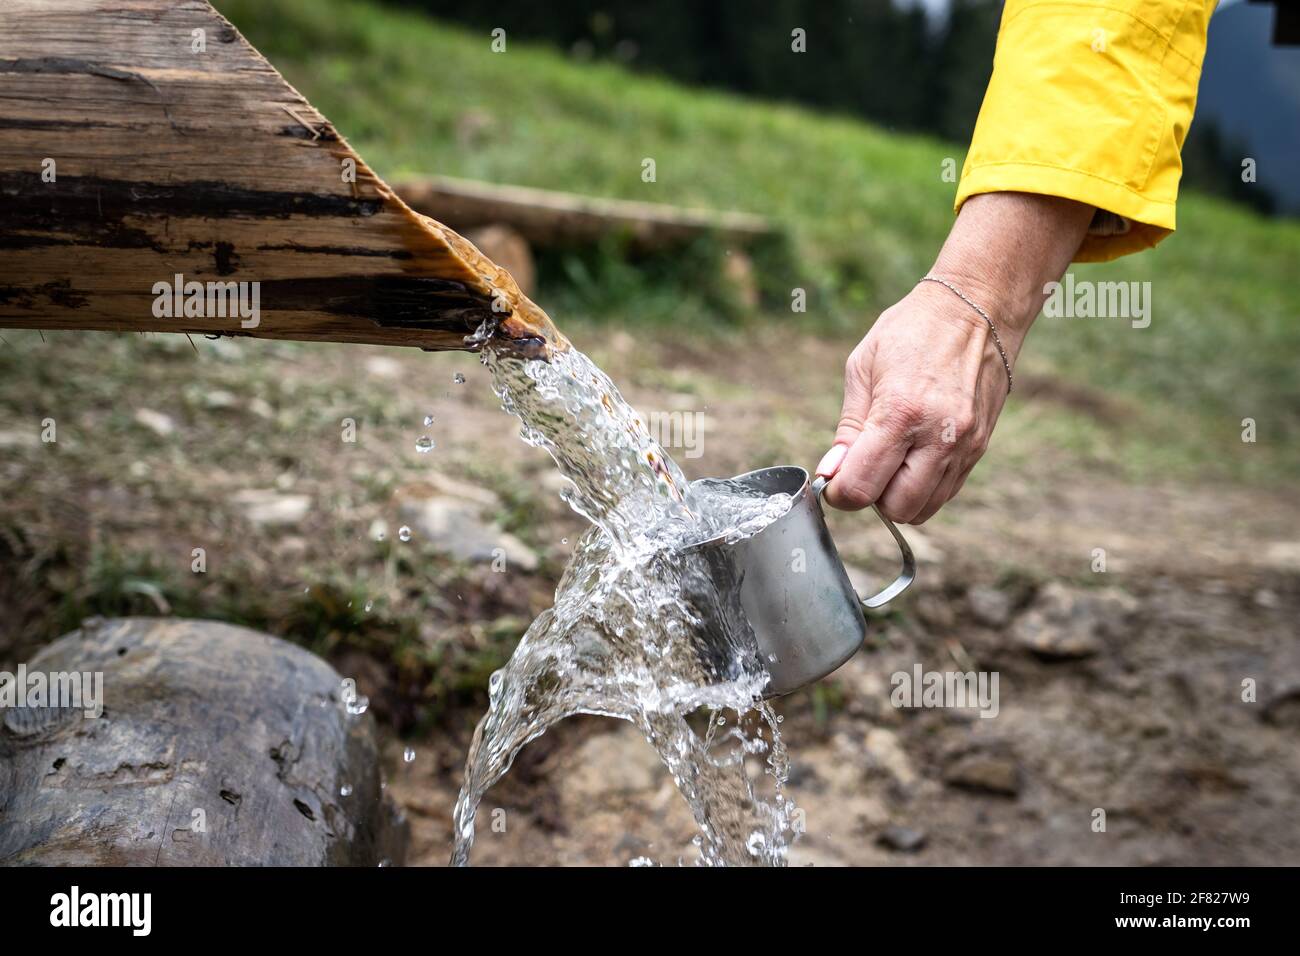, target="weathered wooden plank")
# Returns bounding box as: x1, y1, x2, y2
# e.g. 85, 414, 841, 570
0, 0, 560, 354
396, 175, 776, 251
